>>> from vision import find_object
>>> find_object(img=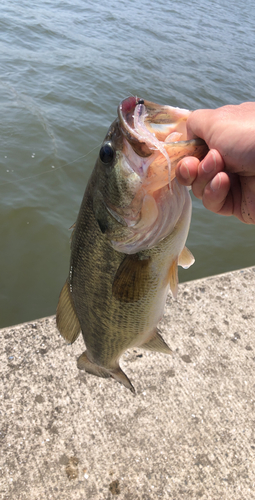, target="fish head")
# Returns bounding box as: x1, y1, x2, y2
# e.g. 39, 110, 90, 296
92, 115, 143, 237
92, 96, 208, 253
